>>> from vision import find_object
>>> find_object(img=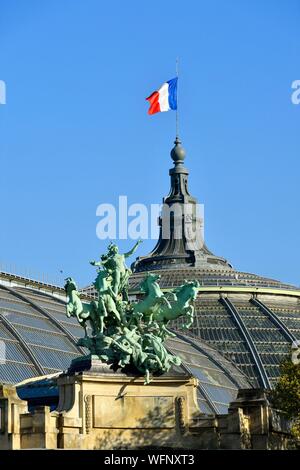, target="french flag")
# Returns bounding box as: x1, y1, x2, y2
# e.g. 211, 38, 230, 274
146, 77, 178, 115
